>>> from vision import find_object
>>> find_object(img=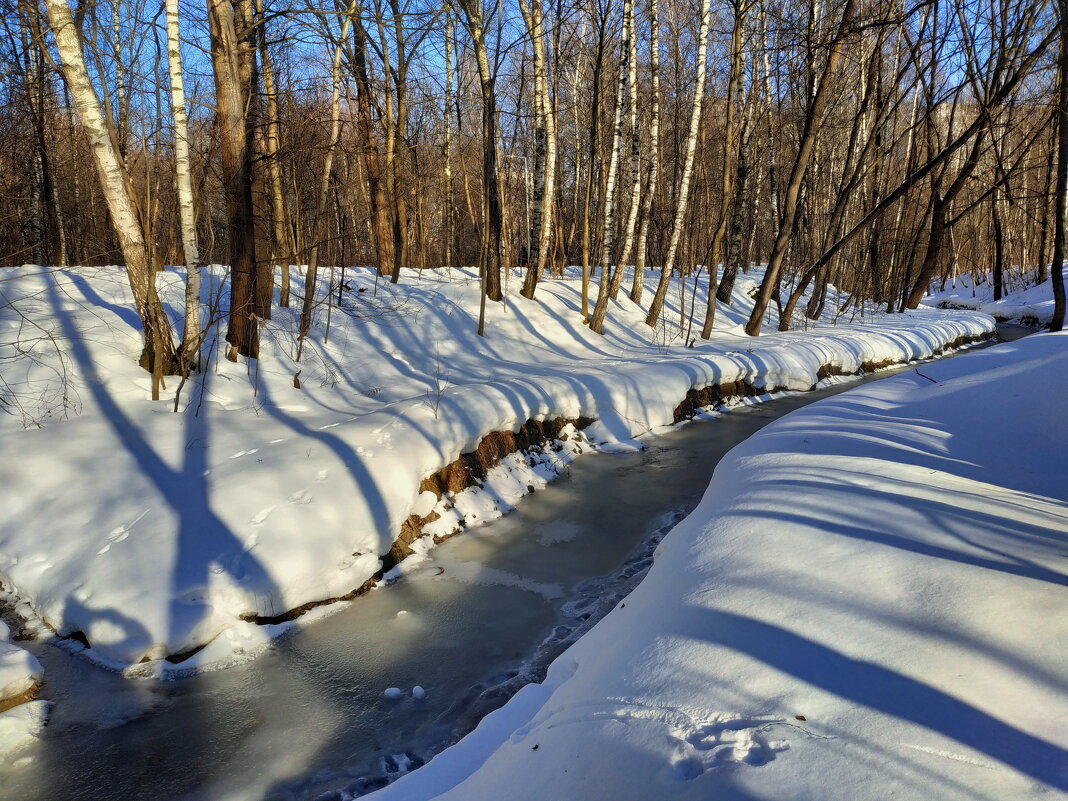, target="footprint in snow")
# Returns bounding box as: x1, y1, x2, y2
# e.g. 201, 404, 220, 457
289, 489, 313, 505
250, 507, 275, 525
96, 513, 147, 555
673, 717, 789, 779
